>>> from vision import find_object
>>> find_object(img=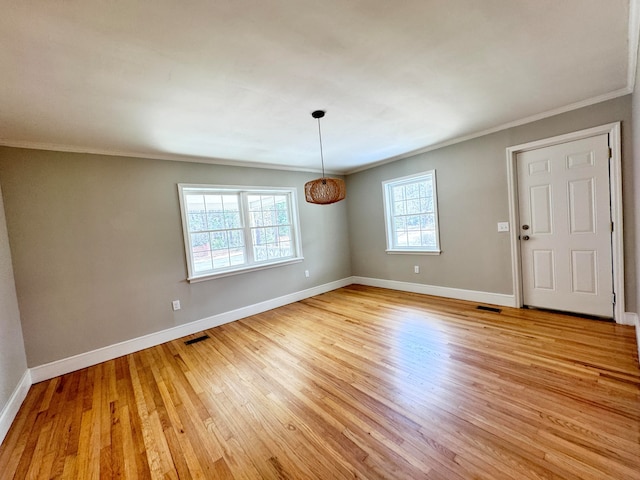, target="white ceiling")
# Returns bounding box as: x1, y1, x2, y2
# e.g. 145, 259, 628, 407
0, 1, 634, 173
